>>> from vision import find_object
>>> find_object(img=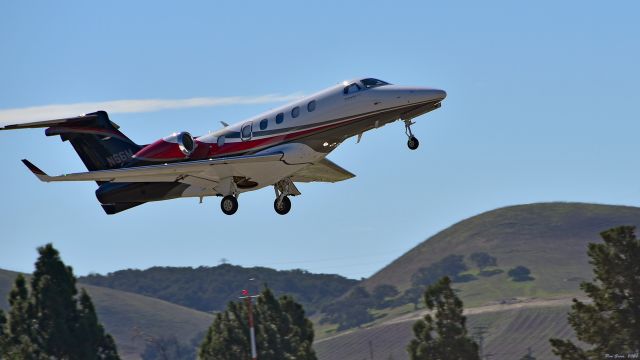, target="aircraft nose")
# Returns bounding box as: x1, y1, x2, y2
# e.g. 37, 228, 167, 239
418, 88, 447, 102
434, 89, 447, 100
